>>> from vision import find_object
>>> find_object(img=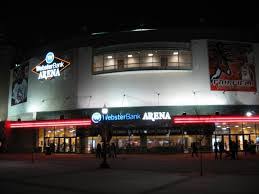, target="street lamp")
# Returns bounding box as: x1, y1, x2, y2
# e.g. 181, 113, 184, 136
102, 104, 108, 115
100, 104, 110, 168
